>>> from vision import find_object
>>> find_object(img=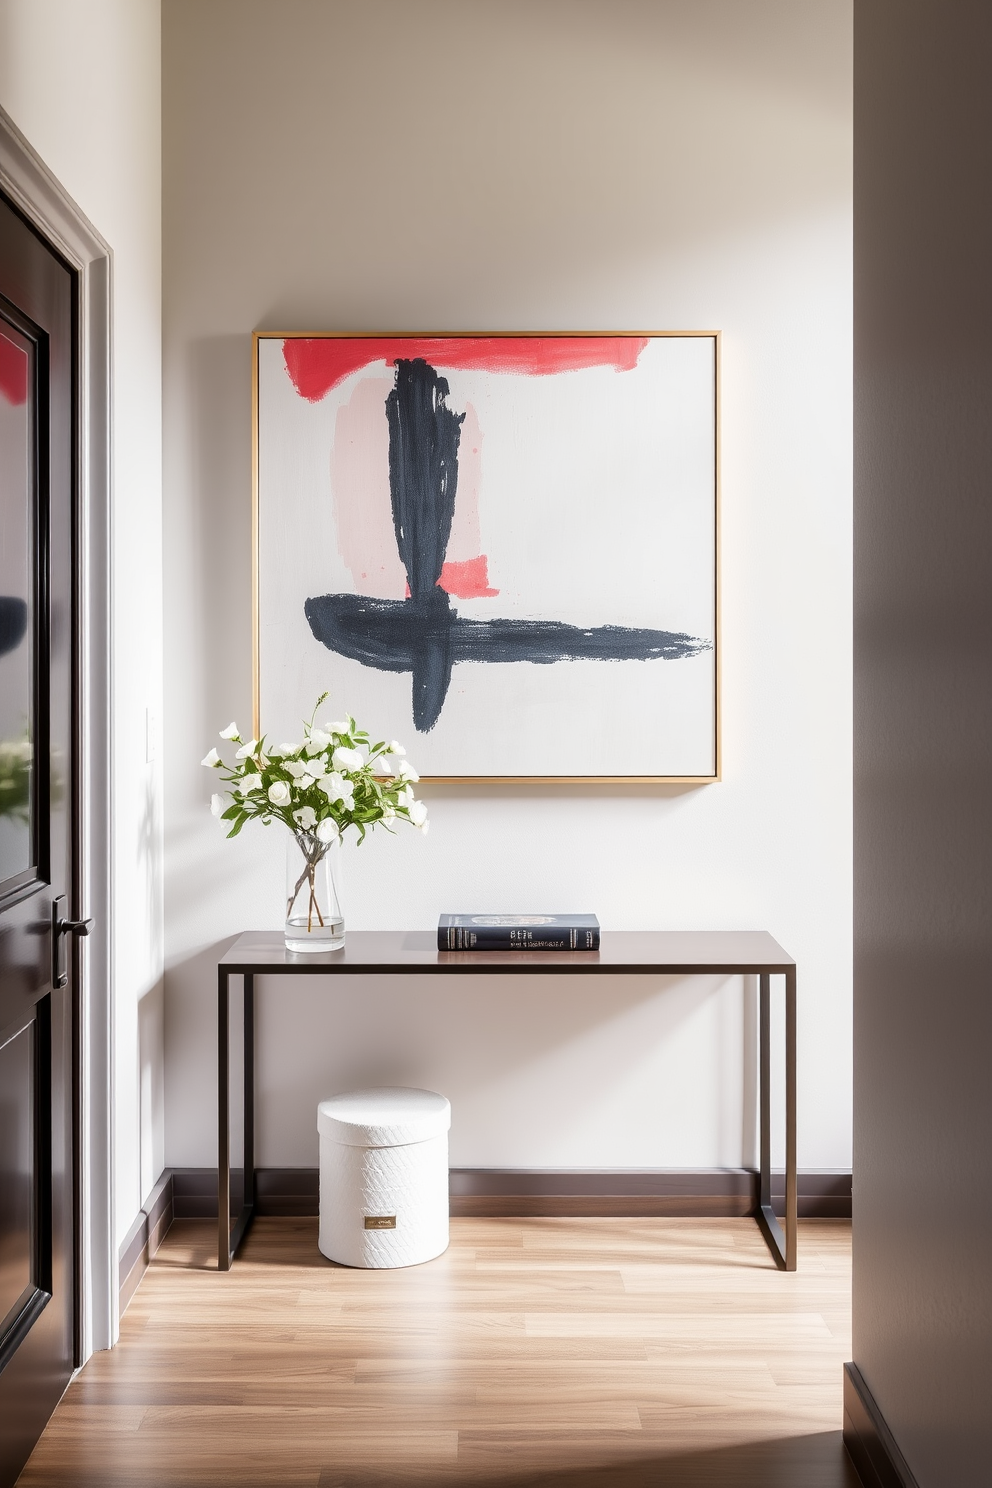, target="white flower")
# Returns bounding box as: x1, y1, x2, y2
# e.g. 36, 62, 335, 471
418, 818, 430, 835
318, 772, 354, 808
200, 698, 429, 850
332, 745, 364, 773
